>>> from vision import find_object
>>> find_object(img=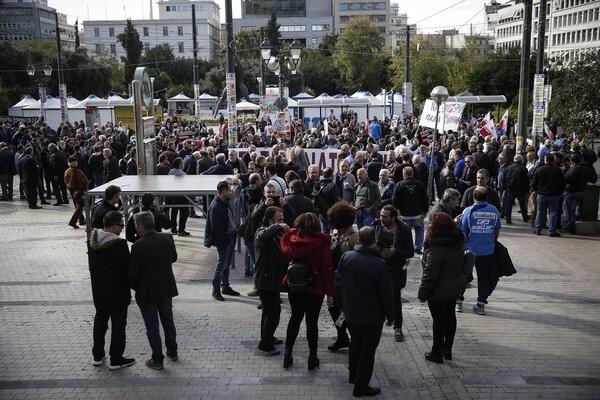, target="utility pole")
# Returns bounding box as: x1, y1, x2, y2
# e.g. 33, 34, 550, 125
516, 0, 533, 152
404, 25, 410, 83
192, 4, 199, 117
55, 13, 67, 123
534, 0, 547, 149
